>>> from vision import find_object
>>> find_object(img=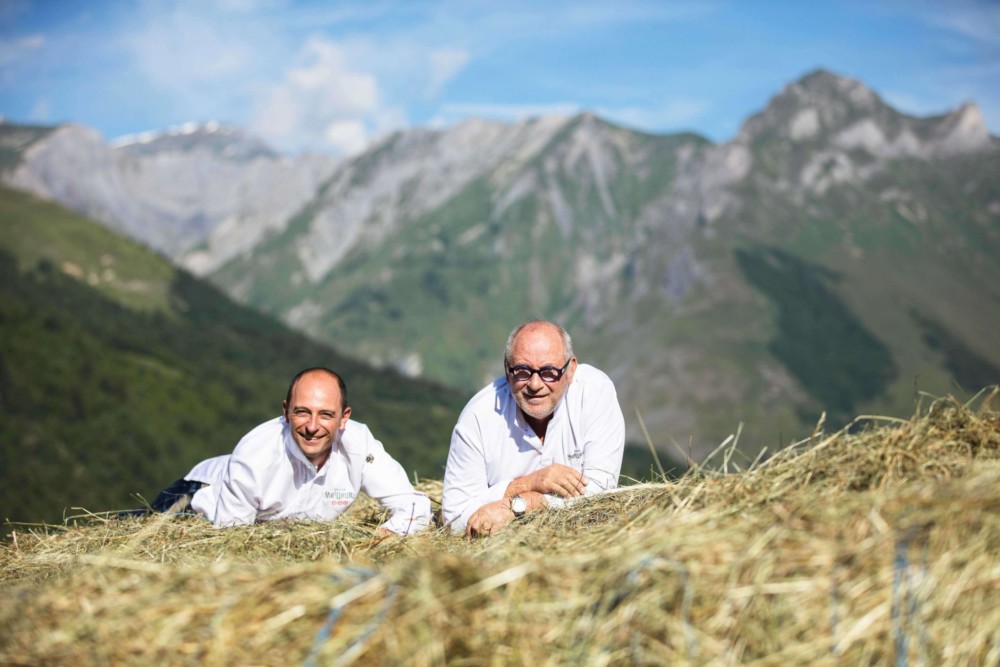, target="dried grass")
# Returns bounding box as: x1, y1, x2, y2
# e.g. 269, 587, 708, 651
2, 390, 998, 665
